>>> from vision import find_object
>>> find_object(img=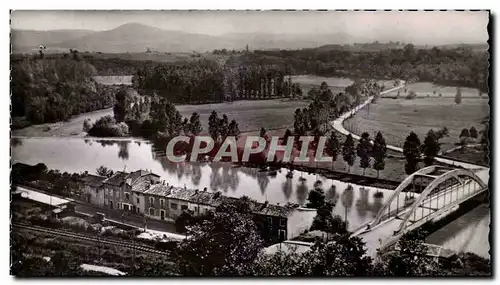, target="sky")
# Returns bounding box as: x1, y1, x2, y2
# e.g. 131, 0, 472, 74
10, 10, 489, 44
